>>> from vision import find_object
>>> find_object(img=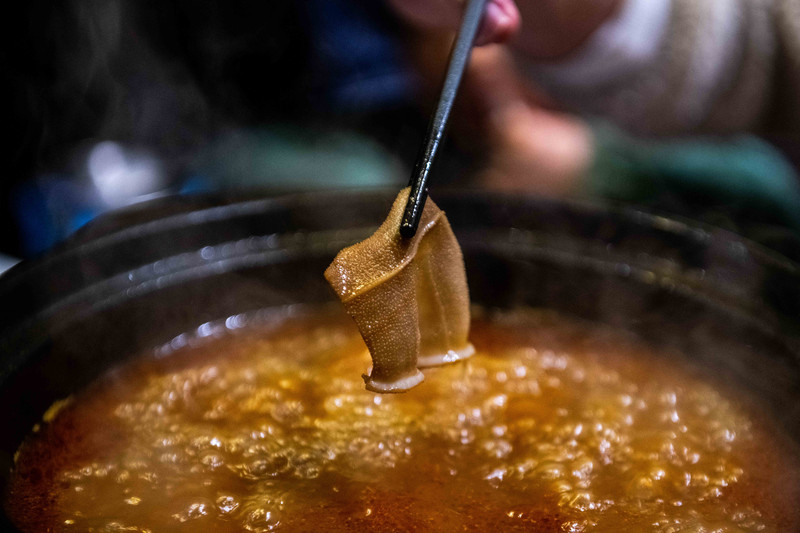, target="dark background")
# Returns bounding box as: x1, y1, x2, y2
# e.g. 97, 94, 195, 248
5, 0, 452, 257
5, 0, 800, 262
